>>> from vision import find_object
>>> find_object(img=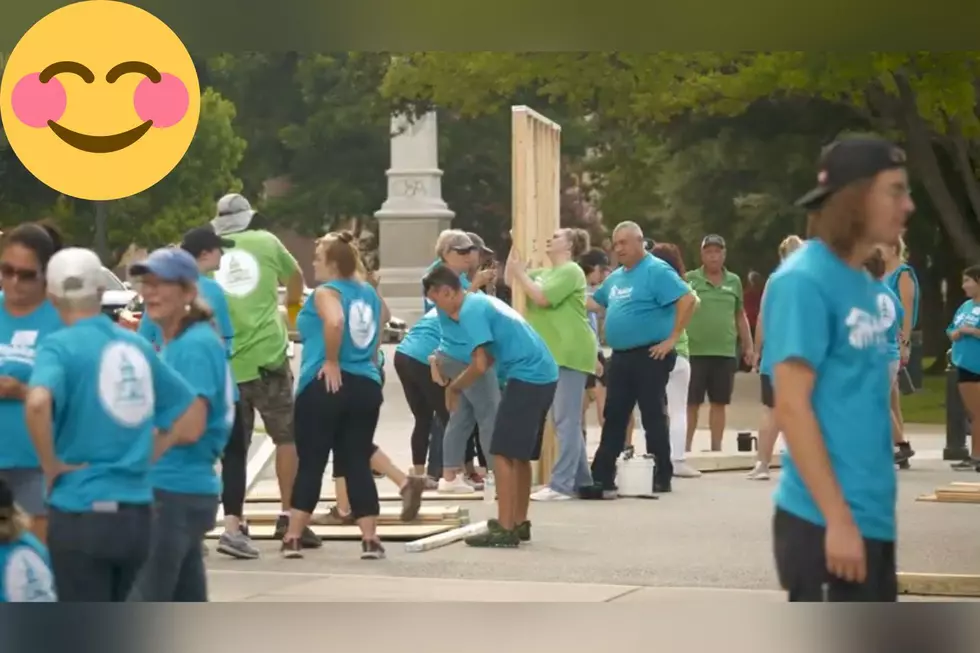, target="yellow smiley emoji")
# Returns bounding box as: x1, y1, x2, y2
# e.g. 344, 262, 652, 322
0, 1, 201, 201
